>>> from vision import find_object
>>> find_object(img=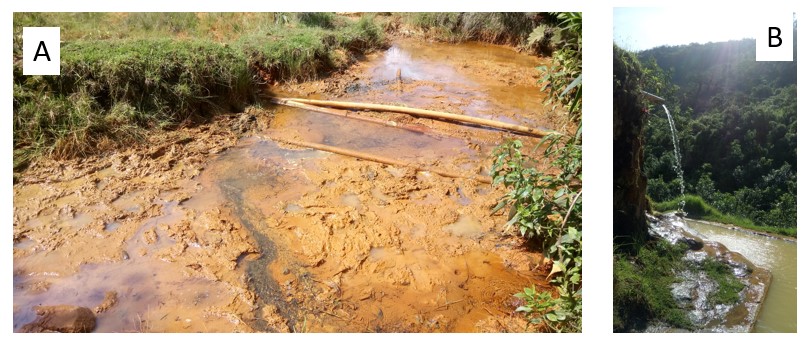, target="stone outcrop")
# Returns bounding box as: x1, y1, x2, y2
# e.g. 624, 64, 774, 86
649, 214, 771, 332
21, 305, 96, 333
613, 45, 650, 250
